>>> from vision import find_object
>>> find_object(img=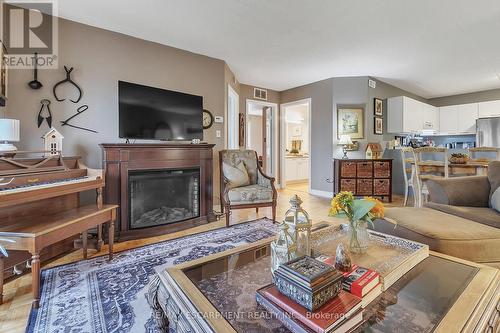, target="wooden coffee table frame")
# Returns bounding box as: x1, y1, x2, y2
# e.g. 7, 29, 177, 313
158, 236, 499, 333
